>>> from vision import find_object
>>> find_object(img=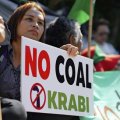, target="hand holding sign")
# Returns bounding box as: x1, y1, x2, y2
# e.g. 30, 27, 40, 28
60, 44, 79, 56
